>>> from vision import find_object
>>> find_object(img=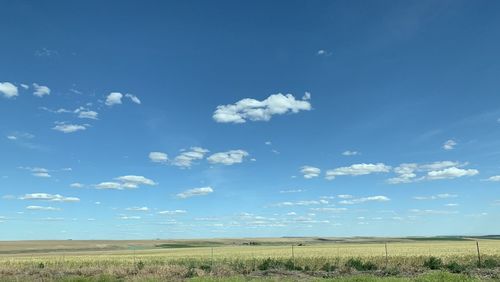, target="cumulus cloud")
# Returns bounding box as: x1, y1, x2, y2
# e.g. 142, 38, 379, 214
105, 92, 123, 106
32, 83, 50, 97
207, 150, 249, 165
70, 183, 84, 188
426, 167, 478, 180
177, 187, 214, 199
52, 123, 87, 133
388, 161, 477, 184
485, 175, 500, 182
325, 163, 391, 180
300, 166, 321, 179
213, 93, 312, 123
20, 193, 80, 202
337, 194, 353, 199
149, 152, 168, 163
77, 110, 98, 120
339, 195, 390, 205
125, 94, 141, 104
26, 205, 60, 211
443, 139, 457, 150
172, 147, 209, 168
95, 175, 157, 190
0, 82, 18, 98
19, 167, 52, 178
